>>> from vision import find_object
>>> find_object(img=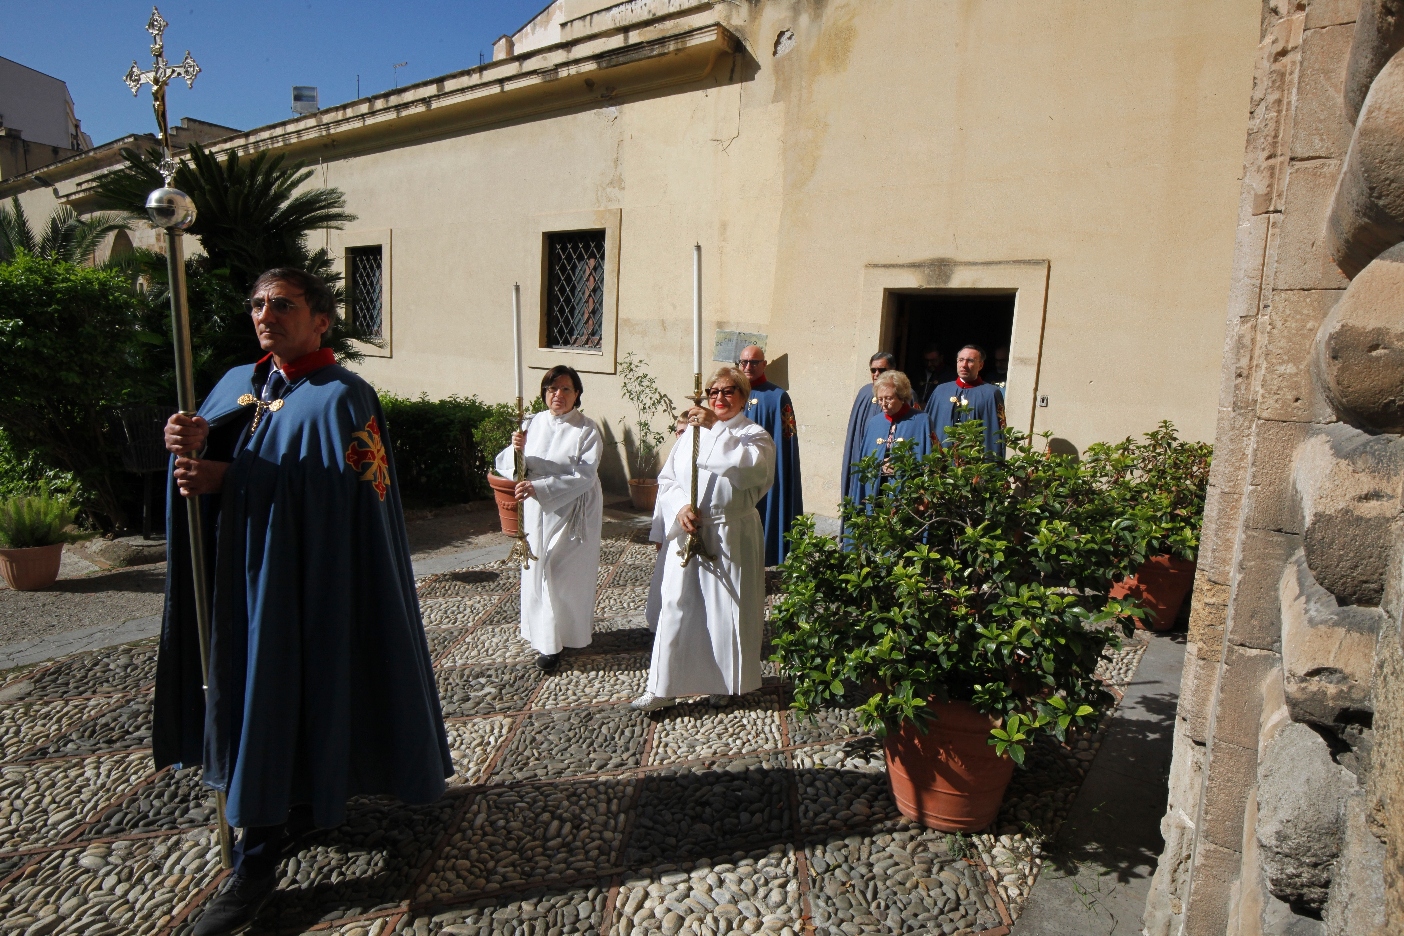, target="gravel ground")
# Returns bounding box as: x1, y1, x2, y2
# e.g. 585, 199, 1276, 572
0, 517, 1150, 935
0, 565, 165, 650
